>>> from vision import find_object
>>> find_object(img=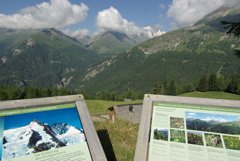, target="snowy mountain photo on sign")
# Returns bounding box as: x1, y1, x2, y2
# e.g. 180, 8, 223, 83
186, 111, 240, 135
1, 107, 85, 160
